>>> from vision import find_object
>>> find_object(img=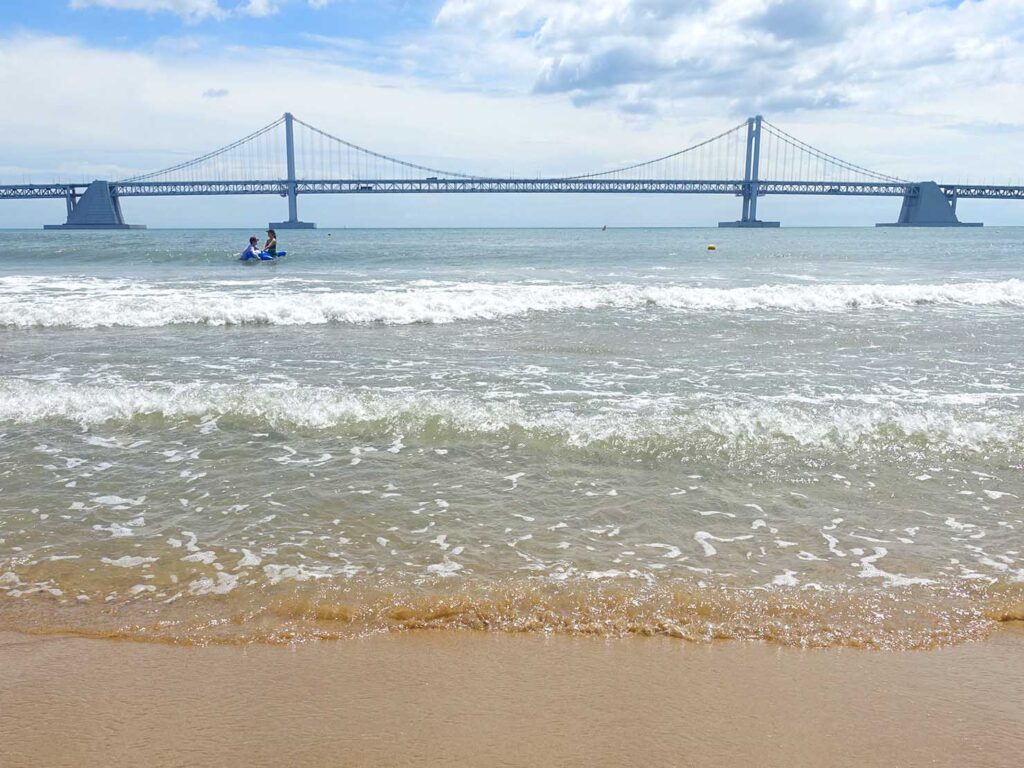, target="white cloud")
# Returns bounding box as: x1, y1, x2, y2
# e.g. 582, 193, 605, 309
69, 0, 283, 21
0, 32, 699, 182
238, 0, 280, 16
69, 0, 228, 22
435, 0, 1024, 118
